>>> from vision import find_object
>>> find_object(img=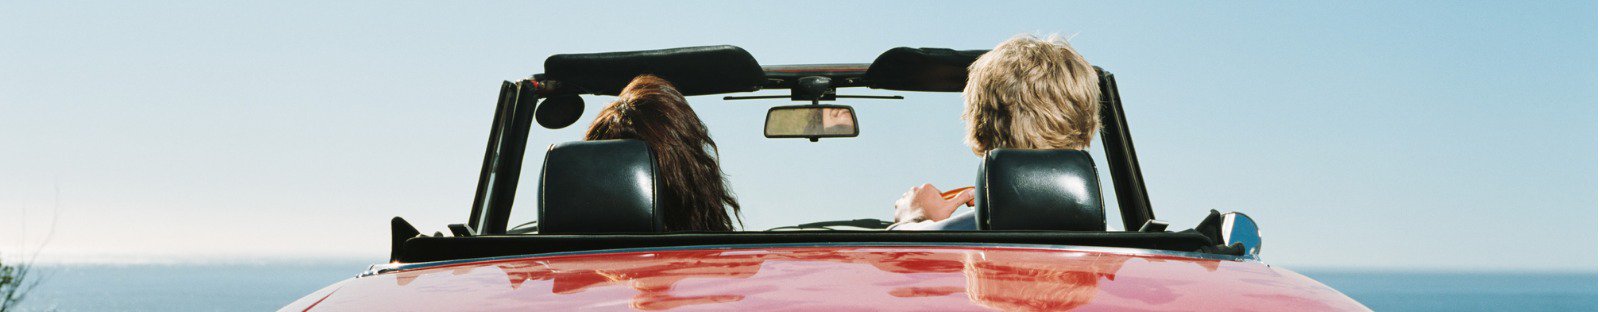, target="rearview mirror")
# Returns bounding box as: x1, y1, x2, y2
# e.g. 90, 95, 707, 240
764, 105, 858, 140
